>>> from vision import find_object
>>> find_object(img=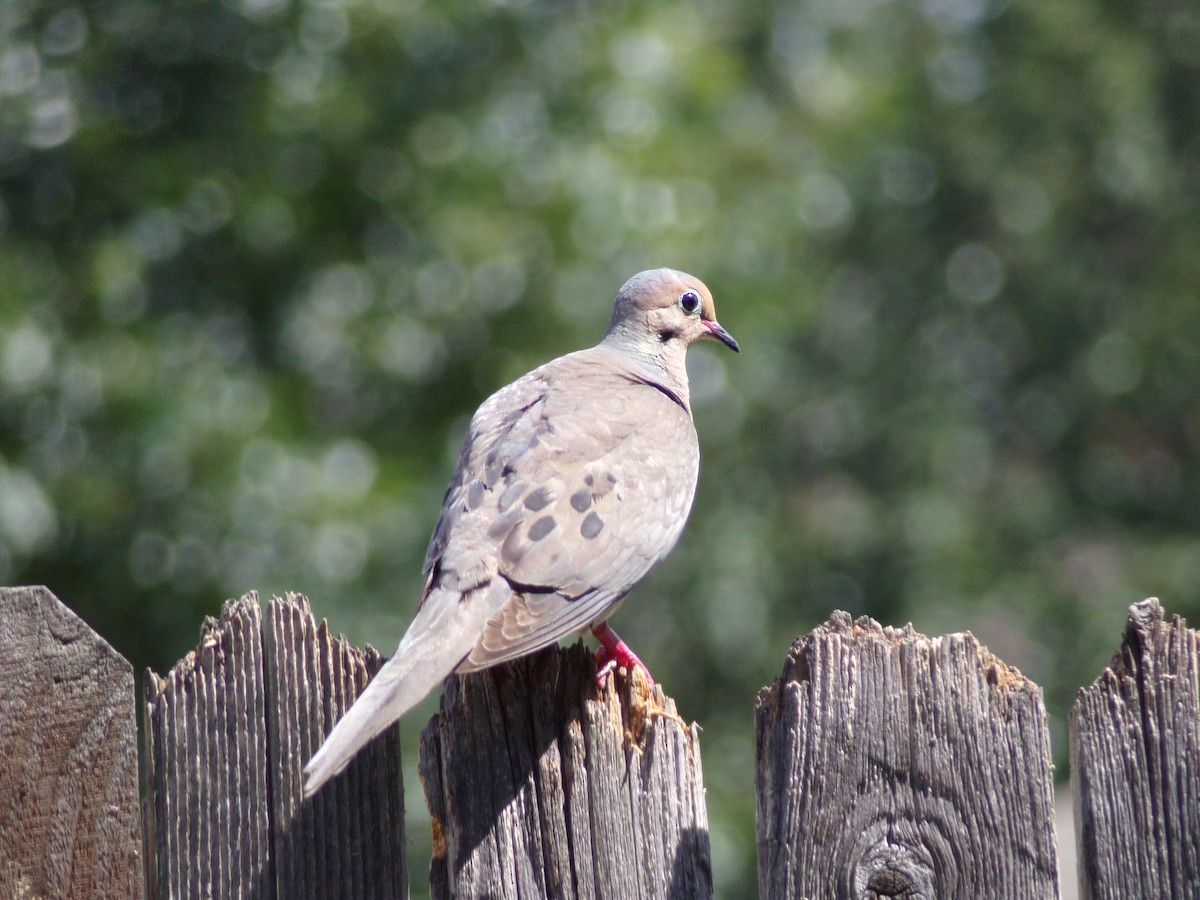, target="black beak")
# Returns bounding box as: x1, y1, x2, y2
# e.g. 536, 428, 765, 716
703, 319, 740, 353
